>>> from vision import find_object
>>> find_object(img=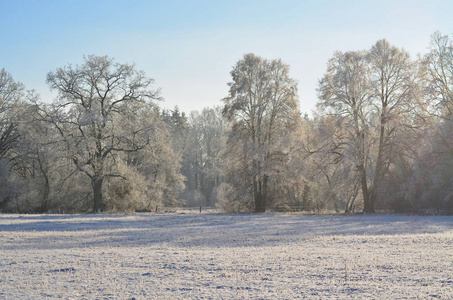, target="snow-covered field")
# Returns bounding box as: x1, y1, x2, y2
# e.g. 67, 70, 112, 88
0, 213, 452, 299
